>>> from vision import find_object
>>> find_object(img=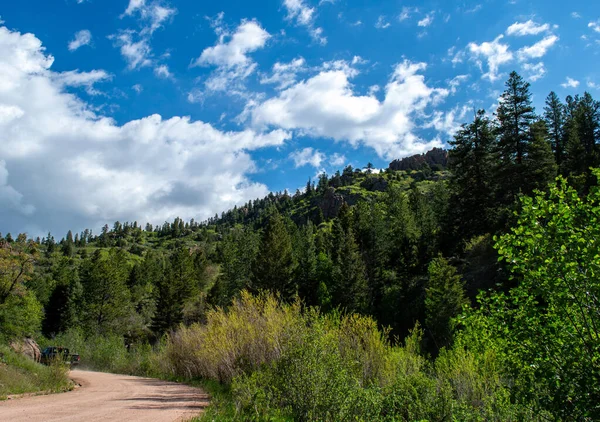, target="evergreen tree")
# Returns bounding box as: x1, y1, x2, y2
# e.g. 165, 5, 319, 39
331, 224, 368, 313
424, 256, 467, 353
295, 221, 318, 306
523, 120, 558, 193
544, 91, 565, 167
251, 212, 297, 300
496, 71, 536, 201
